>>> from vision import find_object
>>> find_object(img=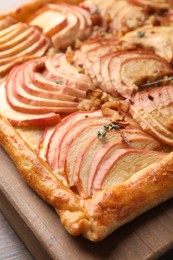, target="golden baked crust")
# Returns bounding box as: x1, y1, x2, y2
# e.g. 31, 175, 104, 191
0, 0, 173, 242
